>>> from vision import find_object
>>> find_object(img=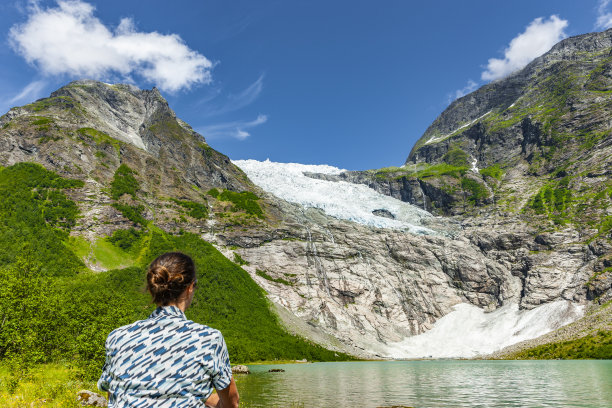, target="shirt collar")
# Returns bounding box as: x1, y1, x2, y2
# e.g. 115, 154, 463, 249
149, 305, 186, 320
